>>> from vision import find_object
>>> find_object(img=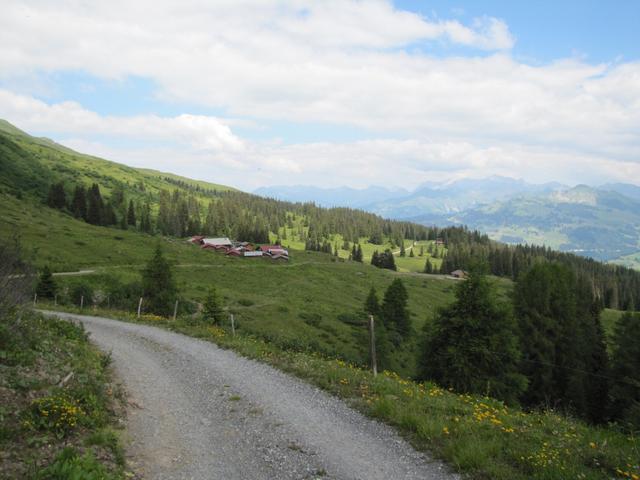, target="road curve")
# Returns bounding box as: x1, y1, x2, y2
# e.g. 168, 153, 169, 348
44, 311, 459, 480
